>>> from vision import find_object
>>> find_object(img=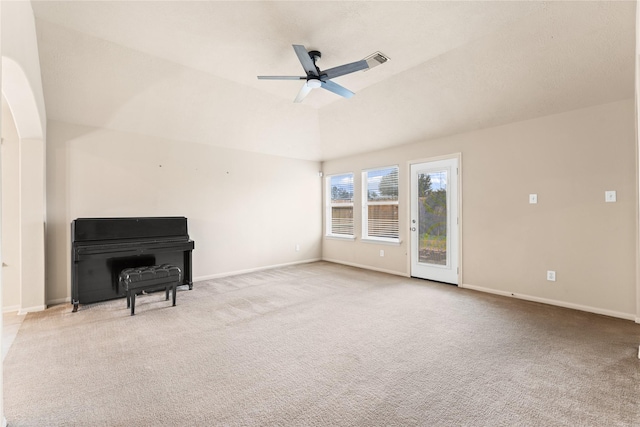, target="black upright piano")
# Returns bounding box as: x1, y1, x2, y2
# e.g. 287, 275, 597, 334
71, 216, 195, 312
